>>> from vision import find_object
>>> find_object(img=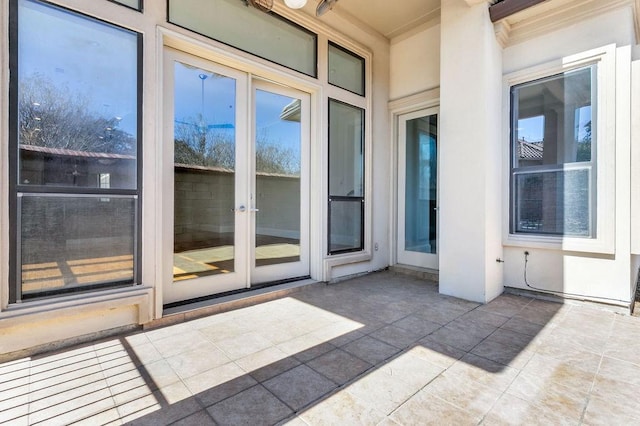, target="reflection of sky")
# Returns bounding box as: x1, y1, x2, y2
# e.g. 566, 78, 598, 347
255, 89, 301, 160
174, 62, 300, 159
517, 106, 591, 142
174, 63, 236, 141
19, 0, 138, 135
